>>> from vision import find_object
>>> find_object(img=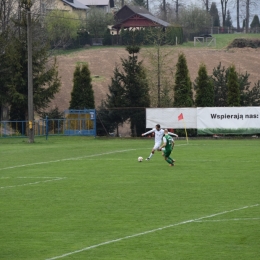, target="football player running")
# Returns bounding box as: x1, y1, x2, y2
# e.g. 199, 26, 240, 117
159, 129, 175, 166
142, 124, 178, 161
